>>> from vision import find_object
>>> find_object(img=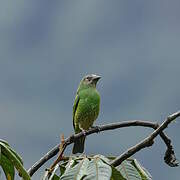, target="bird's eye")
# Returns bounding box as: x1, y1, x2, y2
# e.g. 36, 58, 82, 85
86, 77, 91, 81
